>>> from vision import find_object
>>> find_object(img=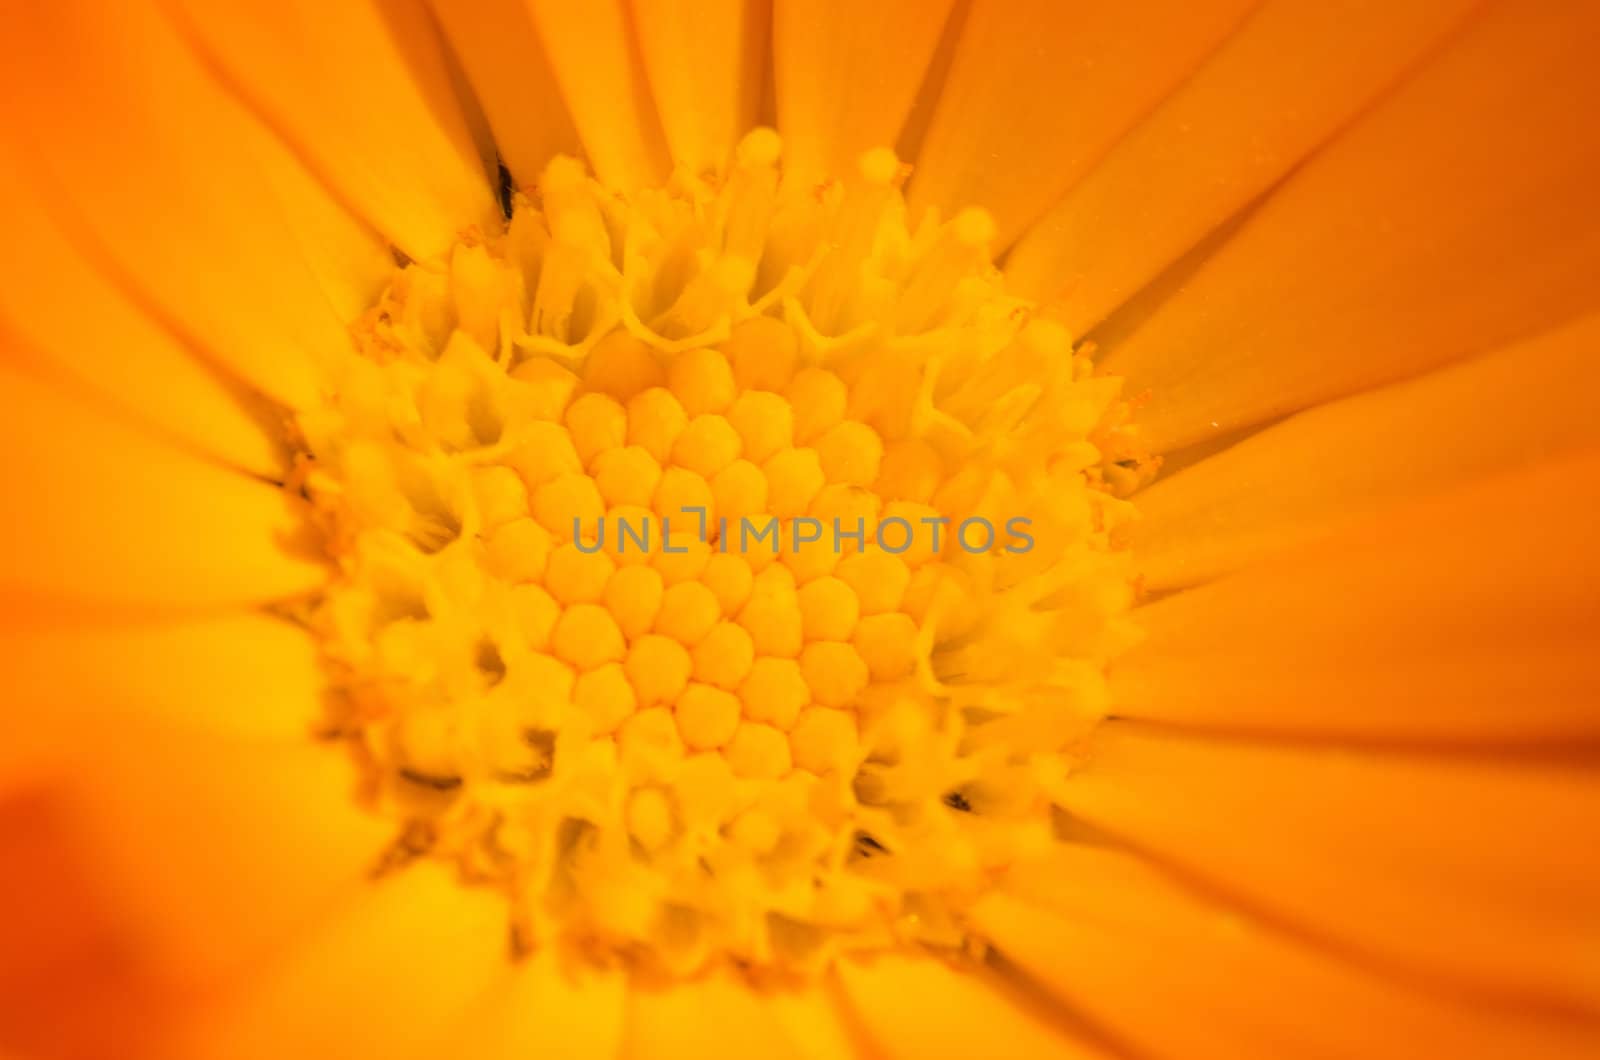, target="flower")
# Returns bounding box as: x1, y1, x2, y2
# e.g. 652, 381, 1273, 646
1, 1, 1597, 1058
